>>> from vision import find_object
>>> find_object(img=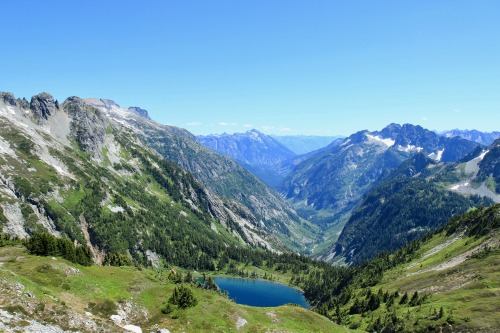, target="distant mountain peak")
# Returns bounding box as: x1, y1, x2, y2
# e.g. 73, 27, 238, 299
440, 129, 500, 146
